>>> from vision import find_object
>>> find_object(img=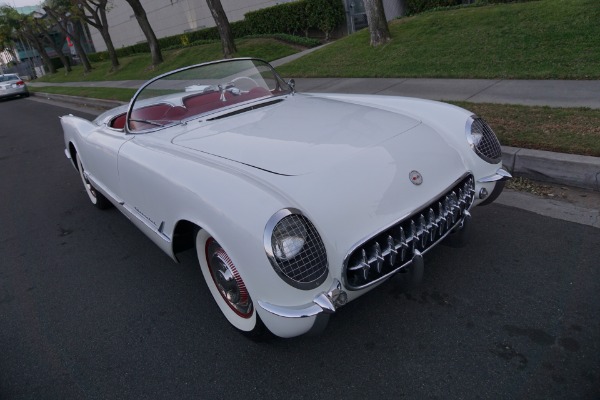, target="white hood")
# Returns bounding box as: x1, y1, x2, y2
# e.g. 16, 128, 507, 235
172, 94, 421, 175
